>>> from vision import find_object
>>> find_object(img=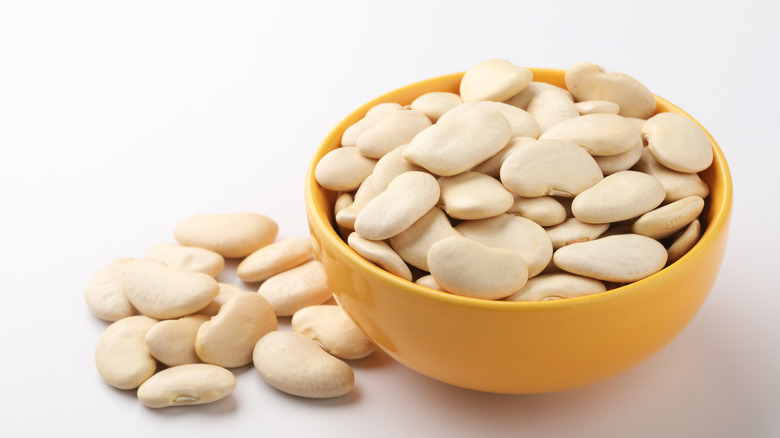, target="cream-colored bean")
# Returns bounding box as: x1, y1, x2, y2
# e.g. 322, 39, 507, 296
314, 146, 377, 192
471, 137, 537, 178
356, 109, 432, 159
341, 102, 403, 148
196, 291, 277, 368
144, 243, 224, 278
137, 364, 236, 408
500, 138, 603, 198
438, 171, 515, 220
174, 212, 278, 259
456, 214, 552, 277
415, 274, 444, 291
197, 282, 243, 317
565, 62, 656, 119
526, 88, 580, 132
253, 331, 354, 398
410, 91, 463, 122
594, 137, 643, 175
438, 101, 541, 139
667, 219, 701, 264
292, 305, 376, 360
545, 217, 610, 250
632, 196, 705, 239
428, 235, 528, 300
631, 148, 710, 202
84, 257, 136, 322
553, 234, 668, 282
504, 81, 573, 110
354, 171, 440, 240
459, 59, 533, 102
642, 112, 714, 173
122, 258, 219, 320
369, 145, 425, 194
94, 315, 158, 390
347, 232, 412, 281
388, 206, 460, 271
539, 113, 640, 156
574, 100, 620, 115
145, 315, 209, 367
403, 107, 512, 176
504, 273, 606, 301
257, 260, 333, 316
572, 170, 666, 224
237, 236, 314, 283
508, 195, 567, 227
335, 174, 377, 230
